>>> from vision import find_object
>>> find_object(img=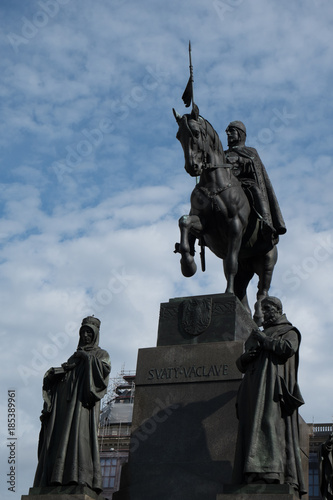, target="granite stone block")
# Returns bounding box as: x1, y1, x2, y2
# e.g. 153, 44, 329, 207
22, 485, 107, 500
157, 293, 257, 346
